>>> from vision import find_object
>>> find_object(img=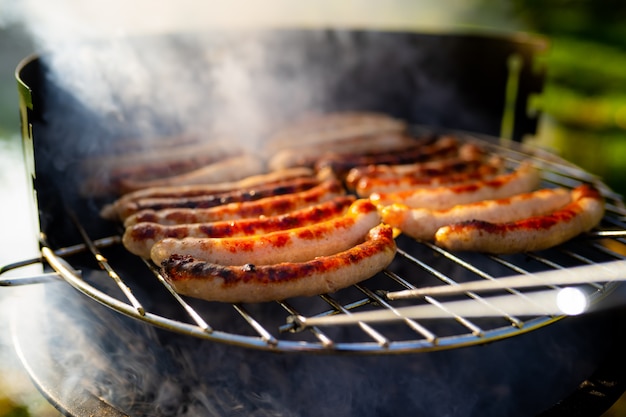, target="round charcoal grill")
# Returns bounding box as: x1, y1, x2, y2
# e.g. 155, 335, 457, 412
5, 29, 626, 417
5, 128, 626, 417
